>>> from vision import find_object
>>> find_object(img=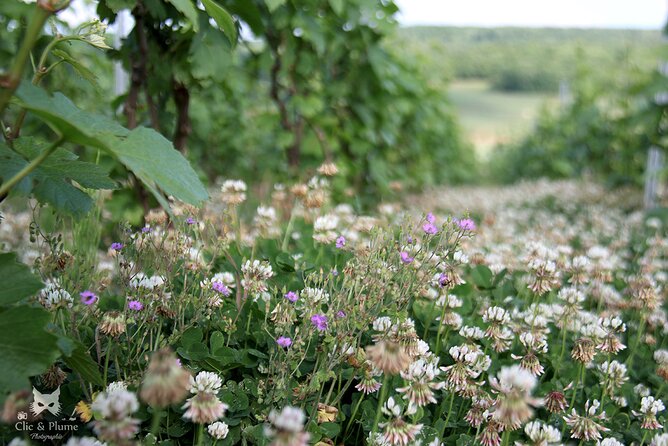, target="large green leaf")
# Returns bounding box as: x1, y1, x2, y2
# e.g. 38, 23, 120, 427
166, 0, 200, 32
201, 0, 237, 45
0, 137, 116, 216
113, 128, 208, 205
0, 253, 43, 306
264, 0, 285, 13
13, 83, 208, 206
0, 306, 61, 399
61, 341, 104, 387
